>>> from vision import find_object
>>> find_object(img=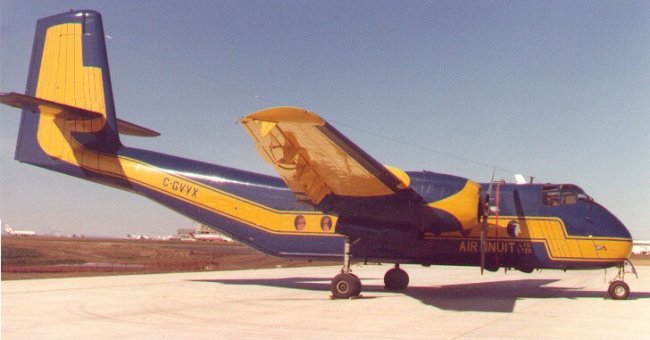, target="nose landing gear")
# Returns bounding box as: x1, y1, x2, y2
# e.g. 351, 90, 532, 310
607, 259, 637, 300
